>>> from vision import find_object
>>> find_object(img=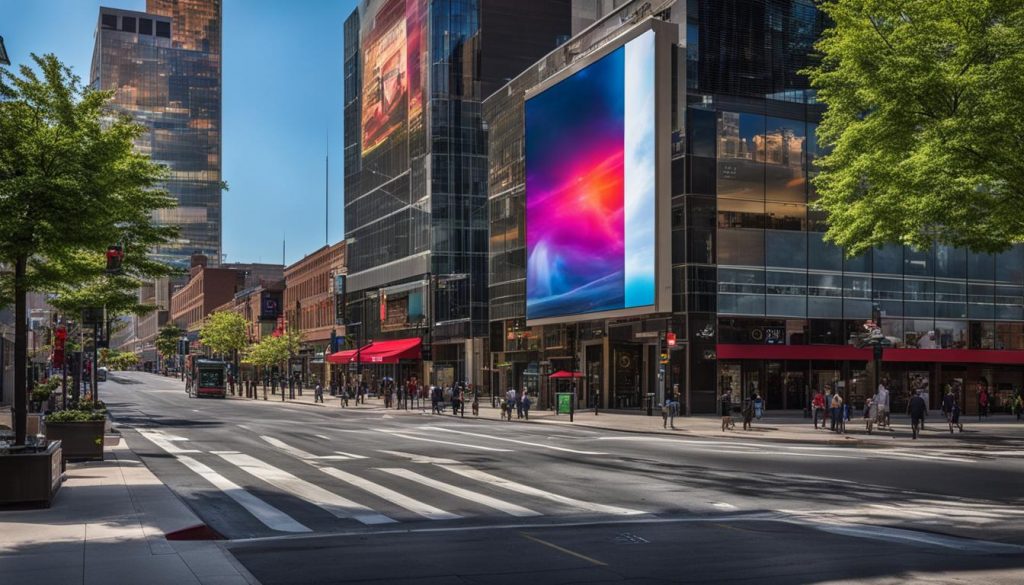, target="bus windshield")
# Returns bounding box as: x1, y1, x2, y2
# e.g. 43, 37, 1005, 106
198, 368, 225, 388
